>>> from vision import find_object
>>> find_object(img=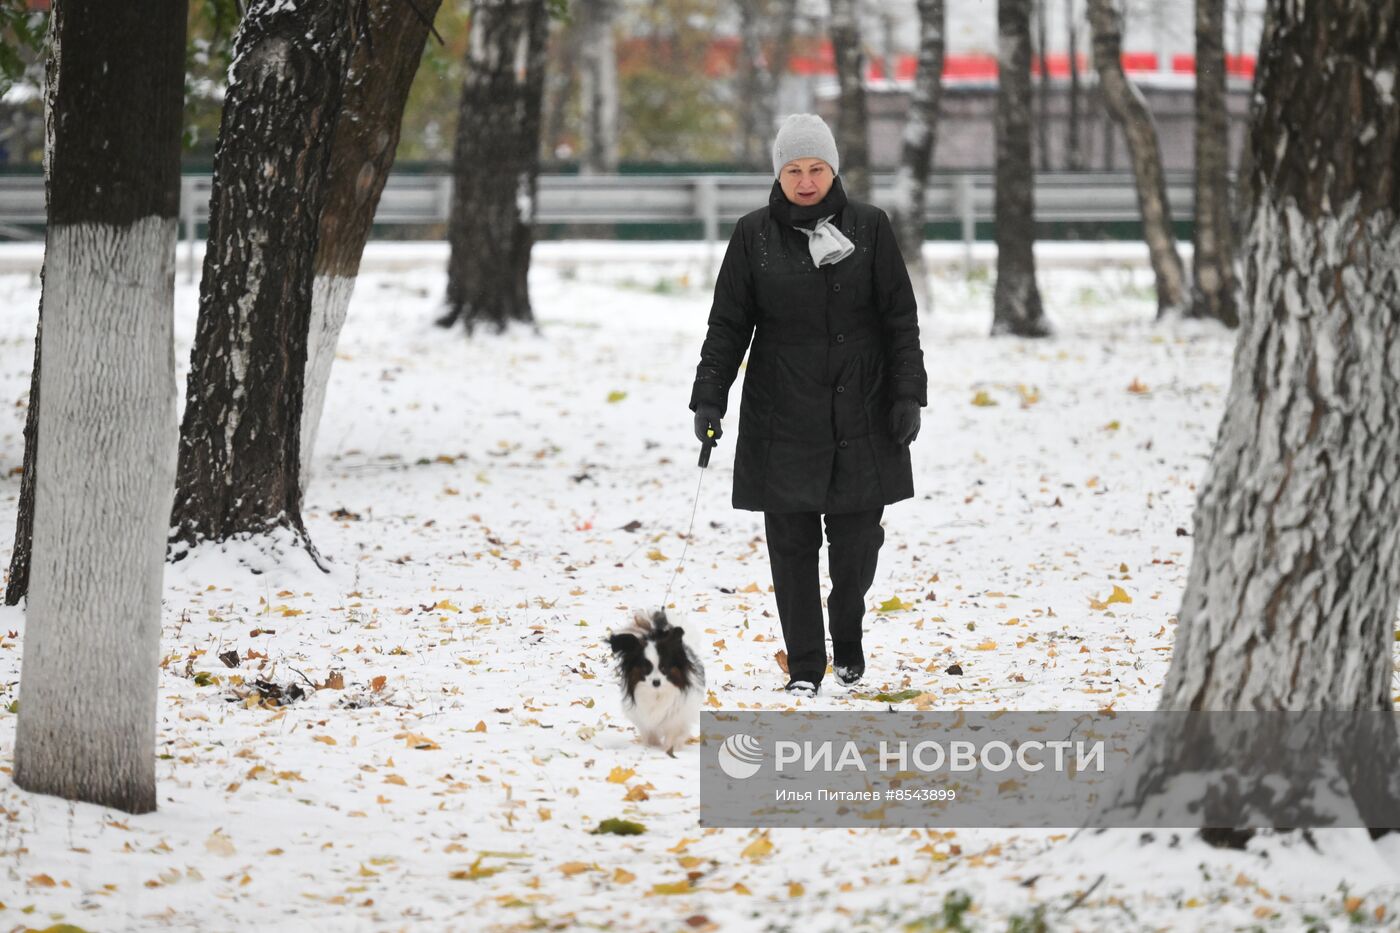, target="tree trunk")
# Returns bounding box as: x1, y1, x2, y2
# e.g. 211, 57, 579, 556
542, 16, 578, 162
1188, 0, 1239, 326
170, 0, 359, 558
13, 1, 186, 814
737, 0, 766, 167
1034, 0, 1050, 171
1098, 78, 1115, 169
5, 0, 61, 608
440, 0, 549, 333
1087, 0, 1186, 317
5, 305, 40, 606
300, 0, 445, 501
829, 0, 870, 201
992, 0, 1049, 337
1230, 1, 1274, 246
1065, 0, 1084, 170
1139, 0, 1400, 831
736, 0, 799, 169
577, 0, 618, 174
891, 0, 944, 314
